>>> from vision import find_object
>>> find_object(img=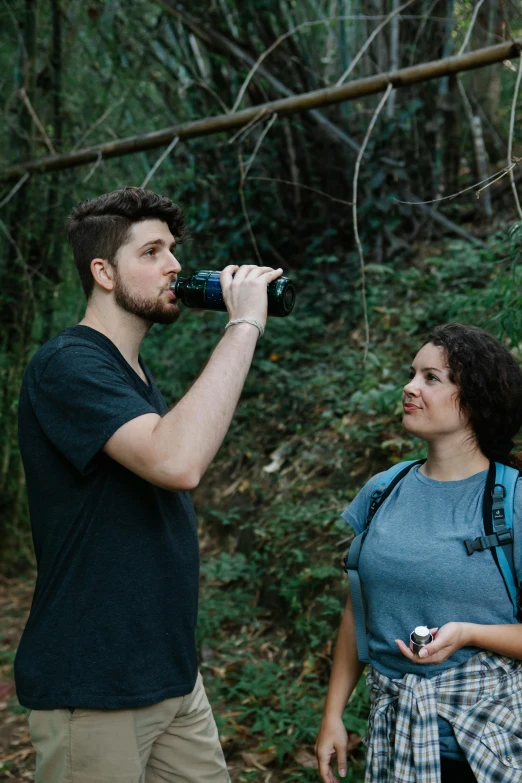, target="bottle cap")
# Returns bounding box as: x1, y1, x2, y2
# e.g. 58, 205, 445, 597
414, 625, 429, 636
